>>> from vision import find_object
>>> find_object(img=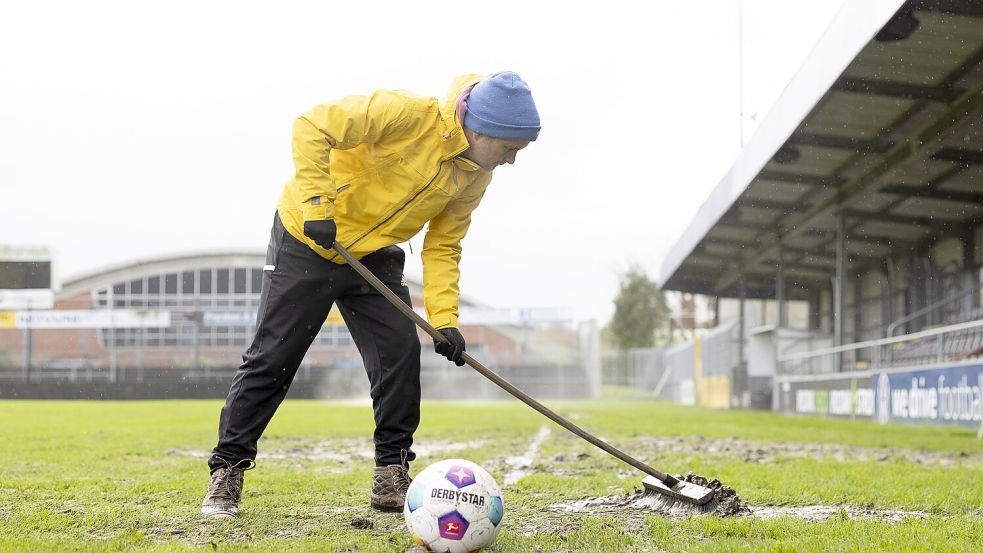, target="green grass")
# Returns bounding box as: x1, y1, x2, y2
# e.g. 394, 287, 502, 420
0, 399, 981, 552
